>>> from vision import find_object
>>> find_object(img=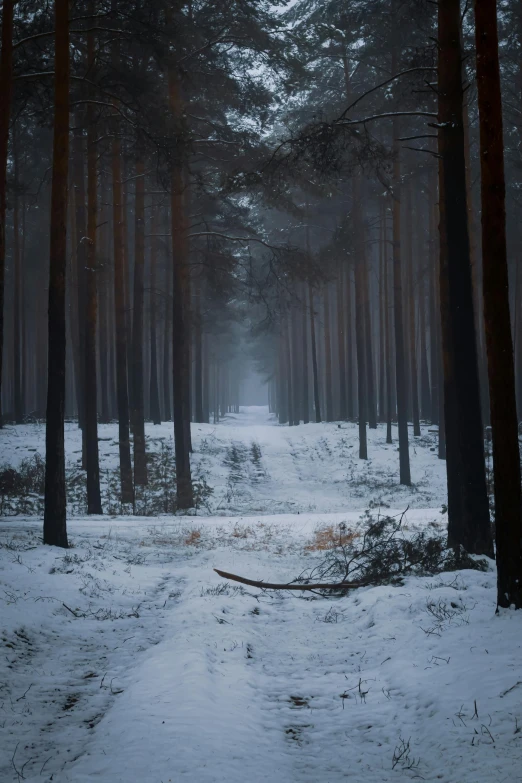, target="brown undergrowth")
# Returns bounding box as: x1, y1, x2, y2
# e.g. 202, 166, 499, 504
304, 524, 359, 552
